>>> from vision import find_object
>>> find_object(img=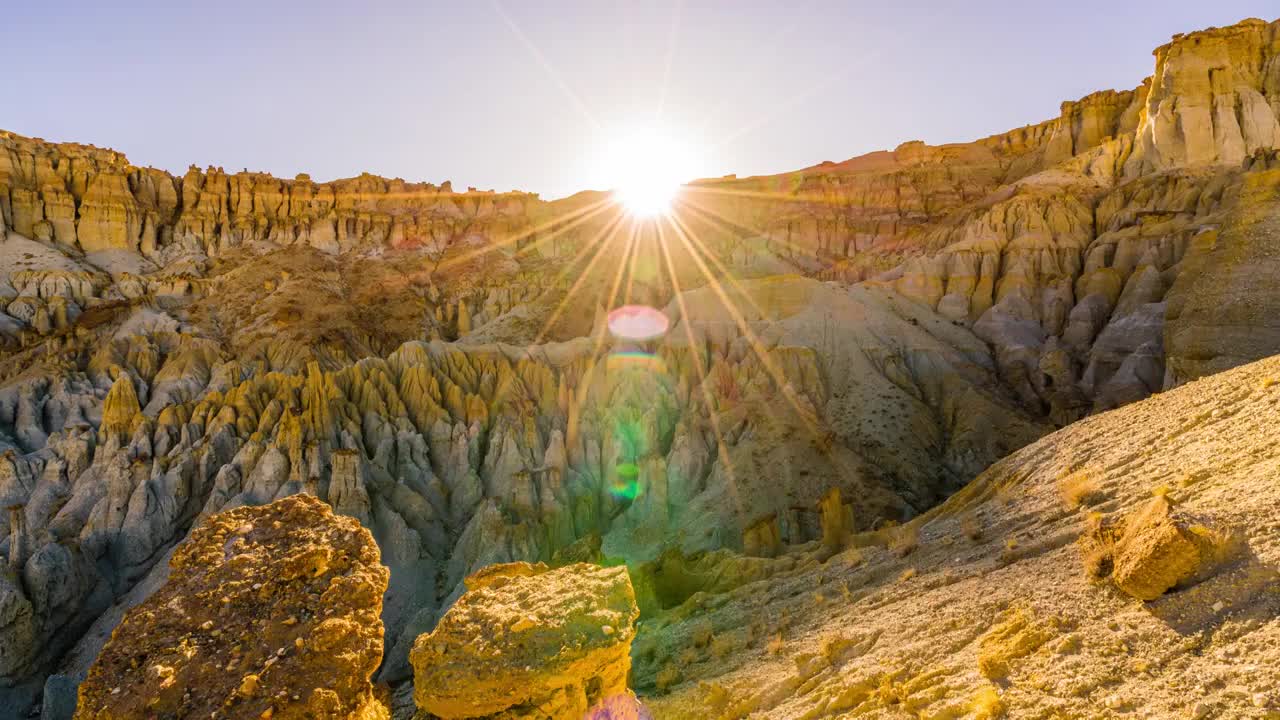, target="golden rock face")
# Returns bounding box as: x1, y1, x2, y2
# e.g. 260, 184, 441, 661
410, 561, 641, 719
75, 495, 390, 720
